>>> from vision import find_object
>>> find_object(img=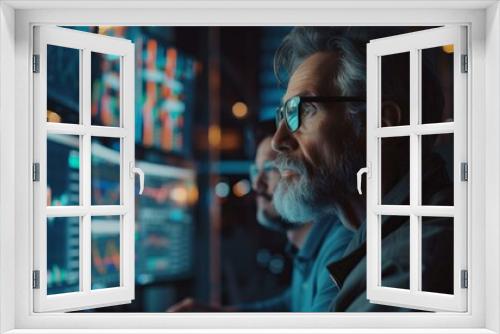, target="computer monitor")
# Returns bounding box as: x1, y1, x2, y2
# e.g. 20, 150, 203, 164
46, 26, 200, 293
46, 134, 197, 290
65, 26, 200, 157
134, 35, 199, 157
135, 161, 197, 285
